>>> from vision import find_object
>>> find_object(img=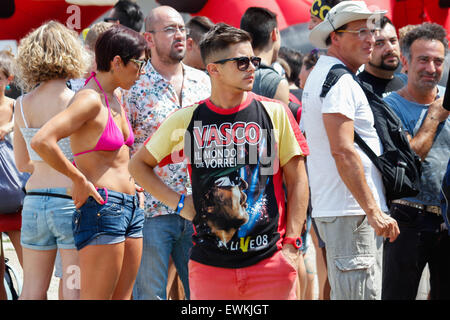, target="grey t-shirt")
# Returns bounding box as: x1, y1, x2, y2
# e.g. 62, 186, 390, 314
252, 64, 283, 99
